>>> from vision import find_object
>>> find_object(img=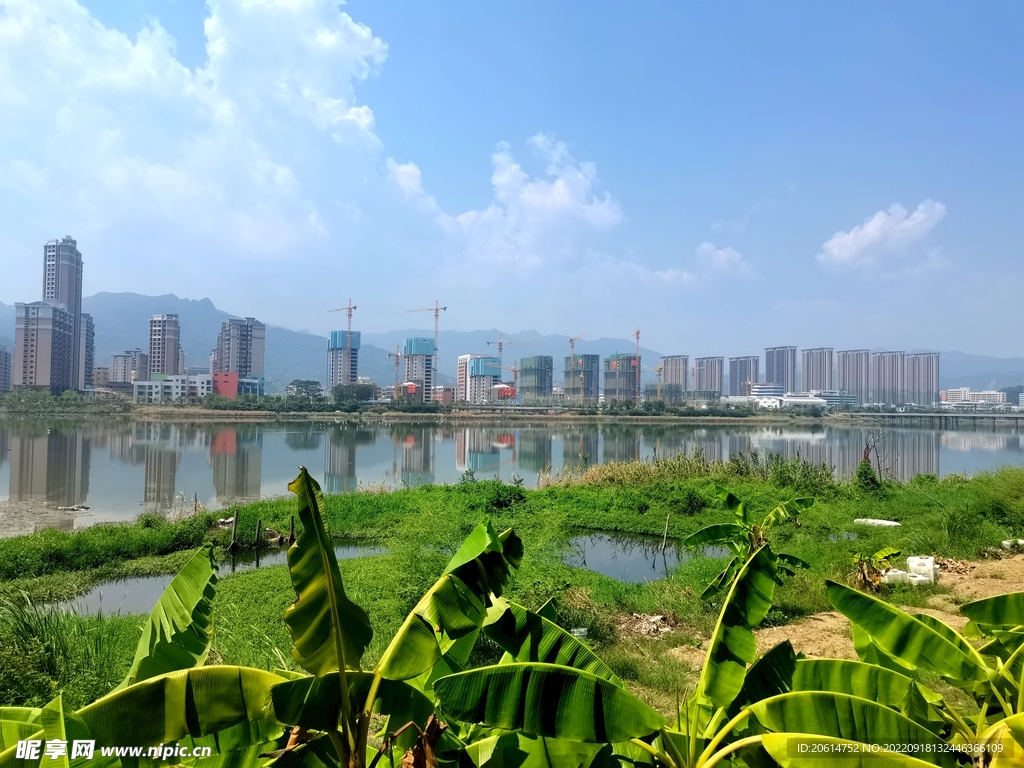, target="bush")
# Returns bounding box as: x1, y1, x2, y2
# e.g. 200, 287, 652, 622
855, 460, 882, 491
